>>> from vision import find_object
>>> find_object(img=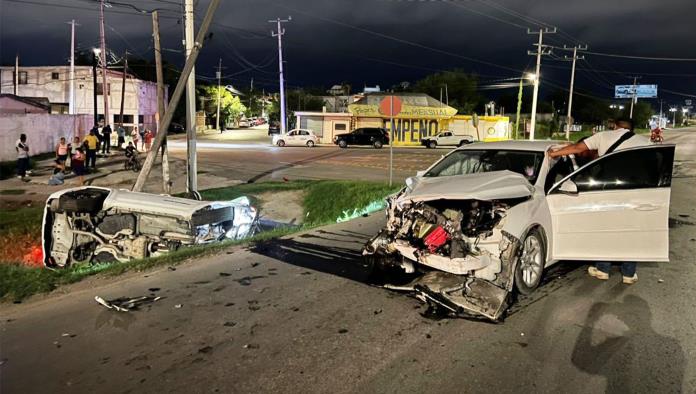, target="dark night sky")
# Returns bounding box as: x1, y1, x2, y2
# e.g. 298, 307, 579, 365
1, 0, 695, 105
